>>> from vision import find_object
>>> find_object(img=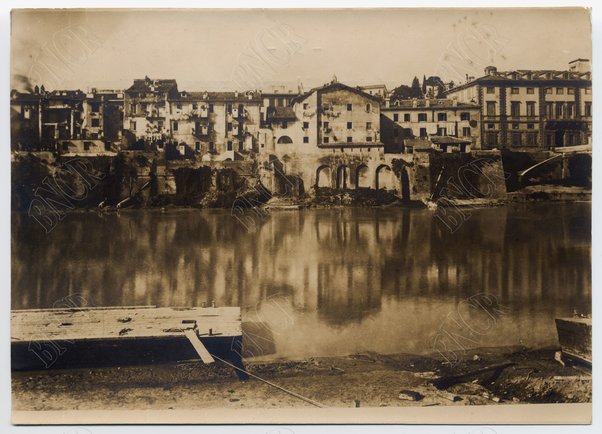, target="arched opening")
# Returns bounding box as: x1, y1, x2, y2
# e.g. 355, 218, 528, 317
316, 165, 332, 188
355, 164, 370, 189
277, 135, 293, 144
376, 165, 396, 191
336, 165, 350, 189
